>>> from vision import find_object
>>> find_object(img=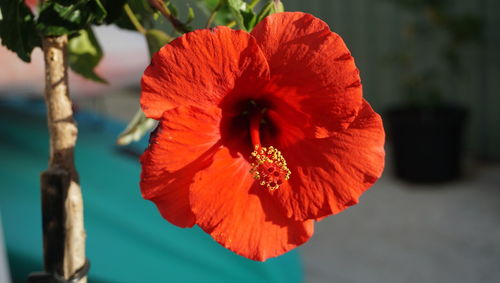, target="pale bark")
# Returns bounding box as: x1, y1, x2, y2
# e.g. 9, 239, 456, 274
41, 35, 87, 283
